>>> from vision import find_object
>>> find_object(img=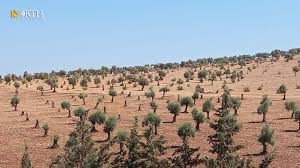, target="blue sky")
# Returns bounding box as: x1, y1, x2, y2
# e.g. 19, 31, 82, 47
1, 1, 300, 75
